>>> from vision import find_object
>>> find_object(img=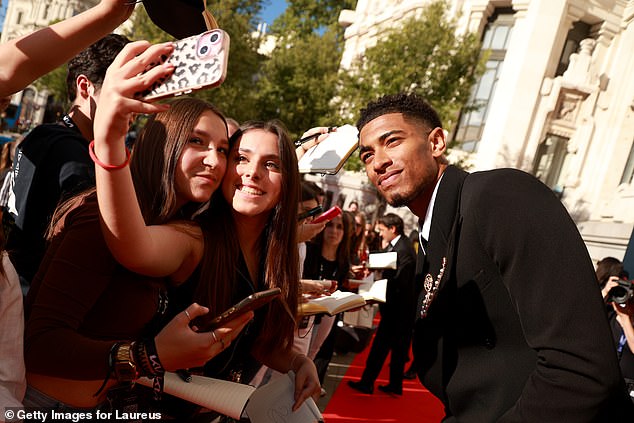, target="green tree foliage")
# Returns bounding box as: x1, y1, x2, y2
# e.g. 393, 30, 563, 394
254, 29, 342, 139
34, 65, 68, 109
254, 0, 355, 140
336, 0, 484, 132
193, 0, 266, 123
